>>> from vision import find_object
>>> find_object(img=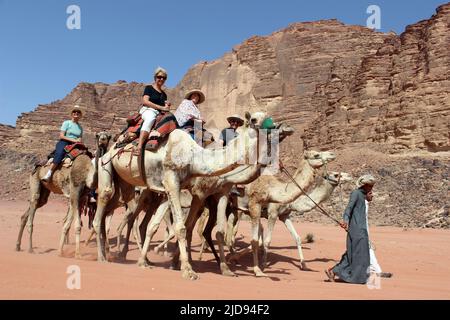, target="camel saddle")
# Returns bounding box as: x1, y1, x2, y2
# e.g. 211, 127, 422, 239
45, 143, 93, 168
